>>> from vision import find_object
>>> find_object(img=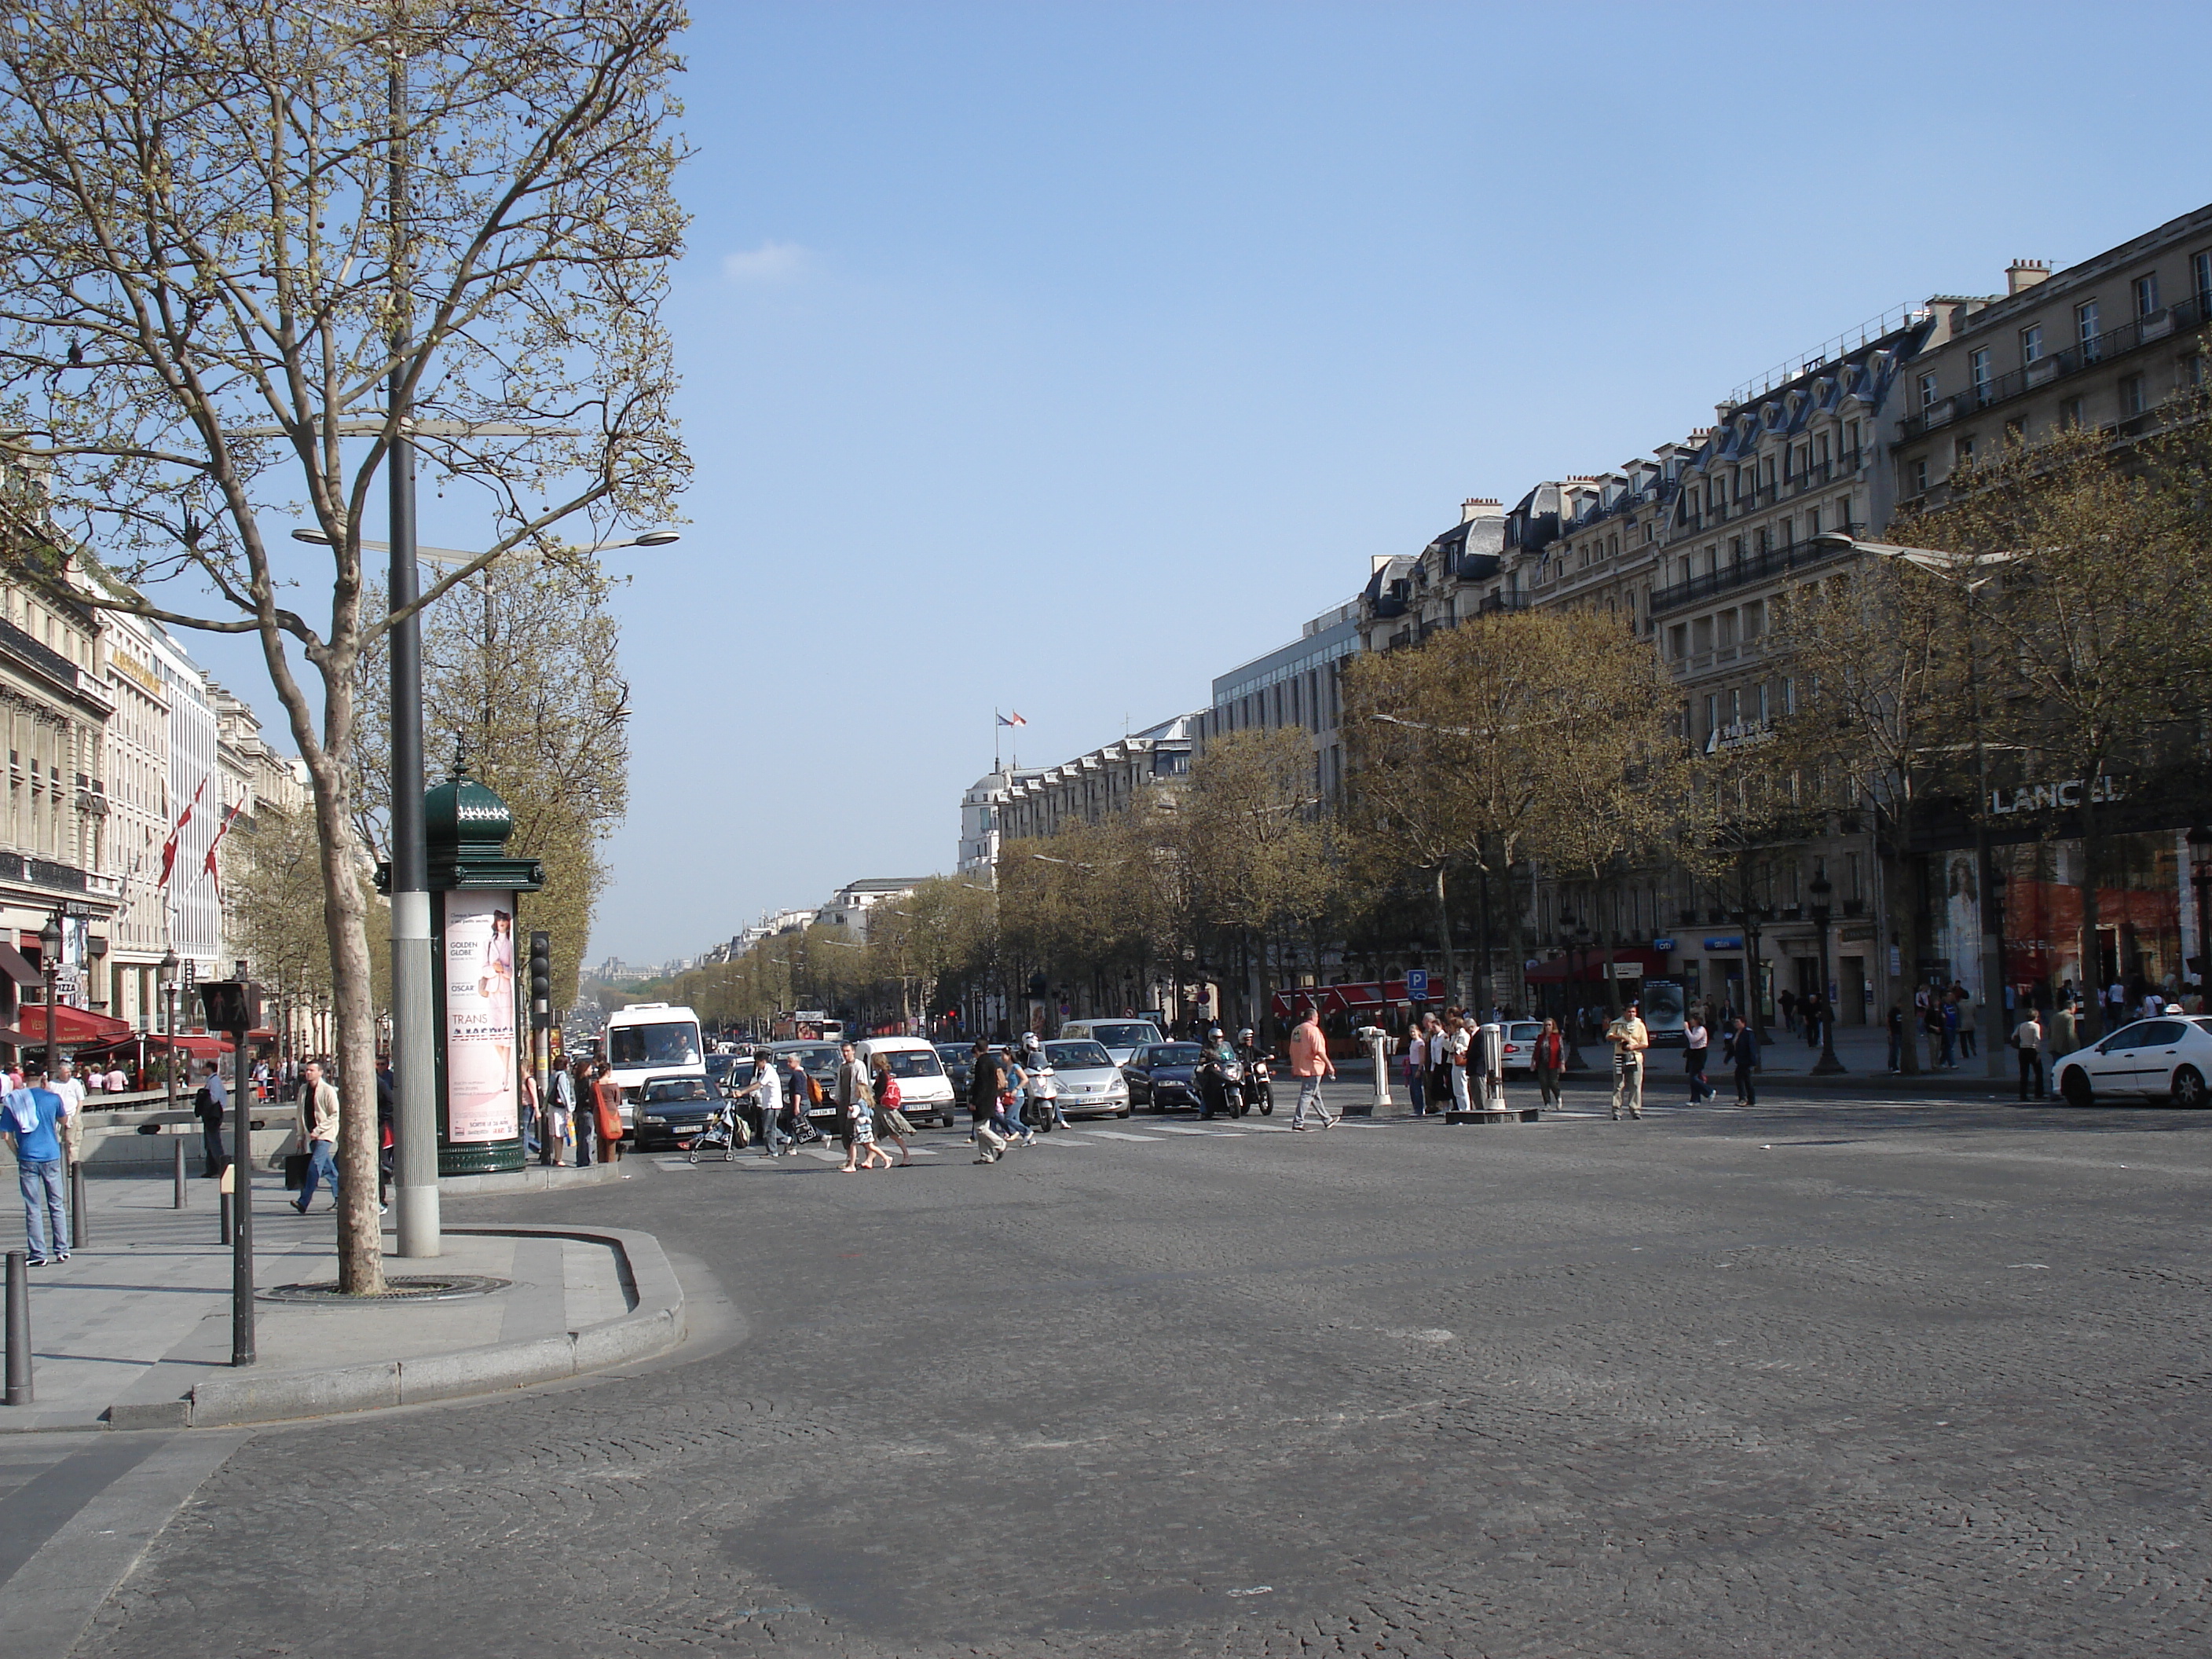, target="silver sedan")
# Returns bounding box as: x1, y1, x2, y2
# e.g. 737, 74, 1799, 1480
2049, 1015, 2212, 1108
